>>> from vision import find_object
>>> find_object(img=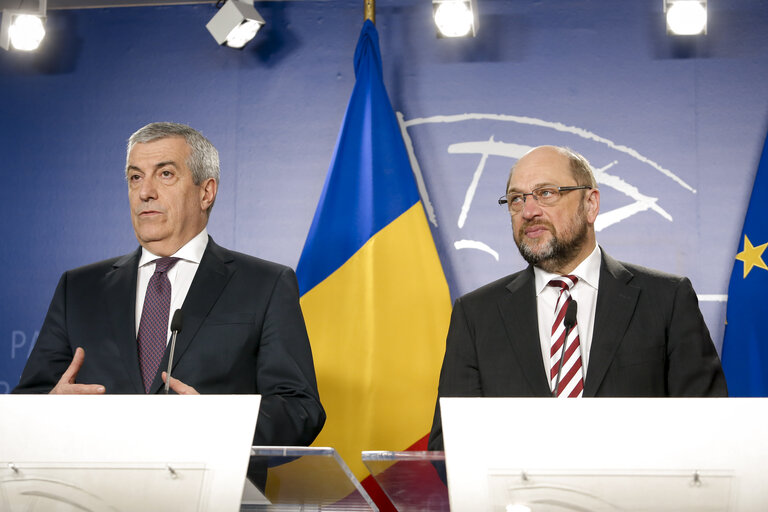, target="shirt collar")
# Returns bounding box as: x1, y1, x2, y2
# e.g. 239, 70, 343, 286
138, 228, 209, 267
534, 243, 601, 295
